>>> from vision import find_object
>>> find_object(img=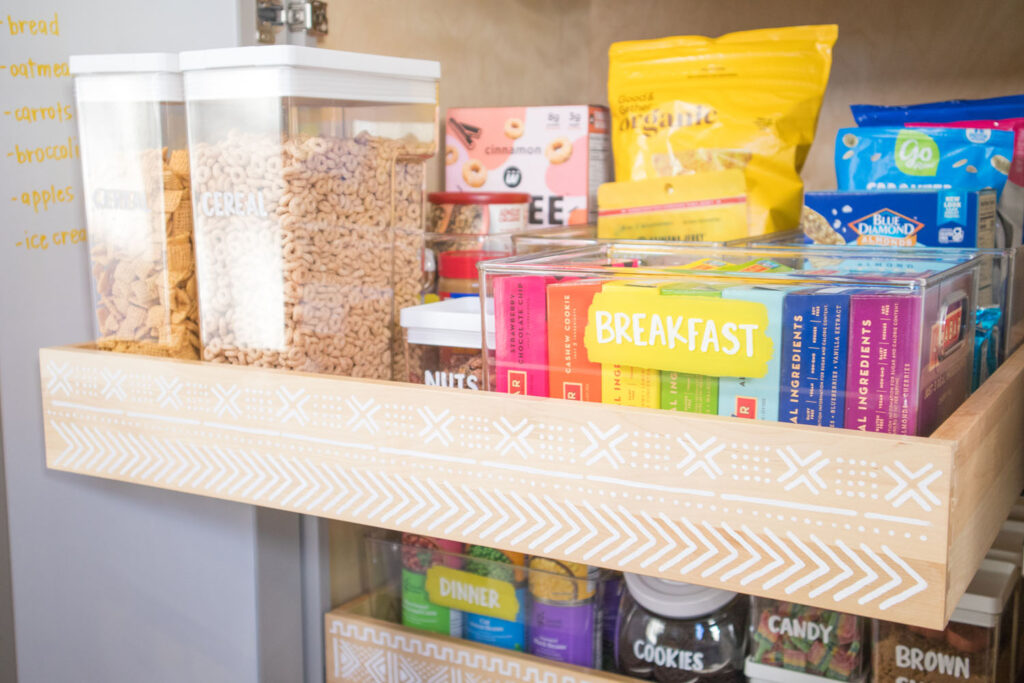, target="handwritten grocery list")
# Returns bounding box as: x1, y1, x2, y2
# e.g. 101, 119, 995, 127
1, 10, 87, 253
